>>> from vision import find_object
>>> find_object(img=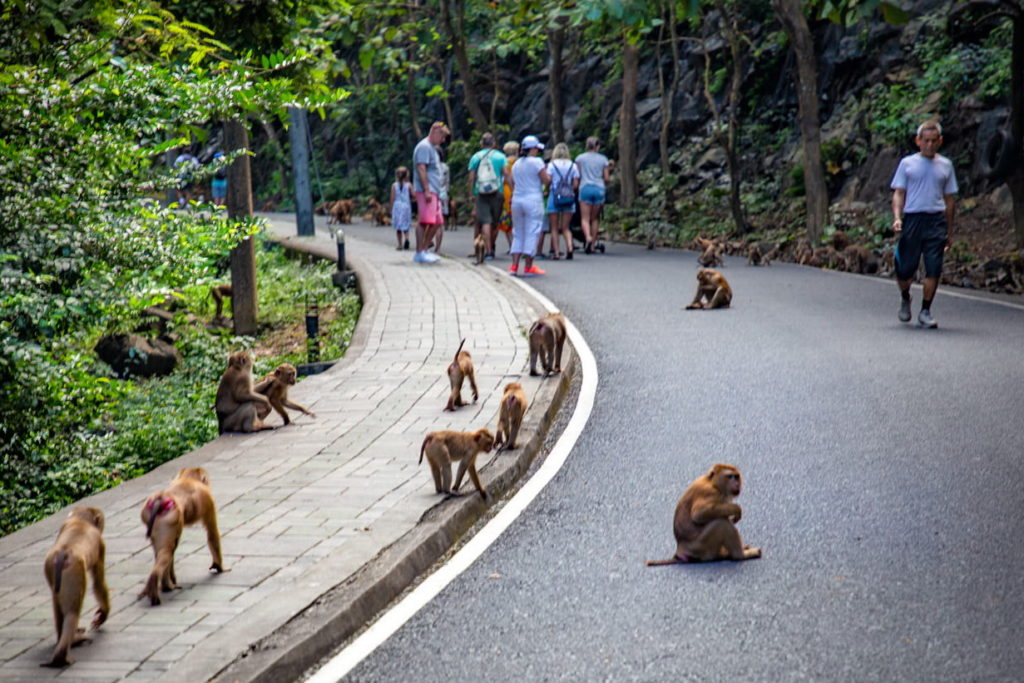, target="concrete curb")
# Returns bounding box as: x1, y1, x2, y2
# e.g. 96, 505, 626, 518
207, 231, 575, 683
